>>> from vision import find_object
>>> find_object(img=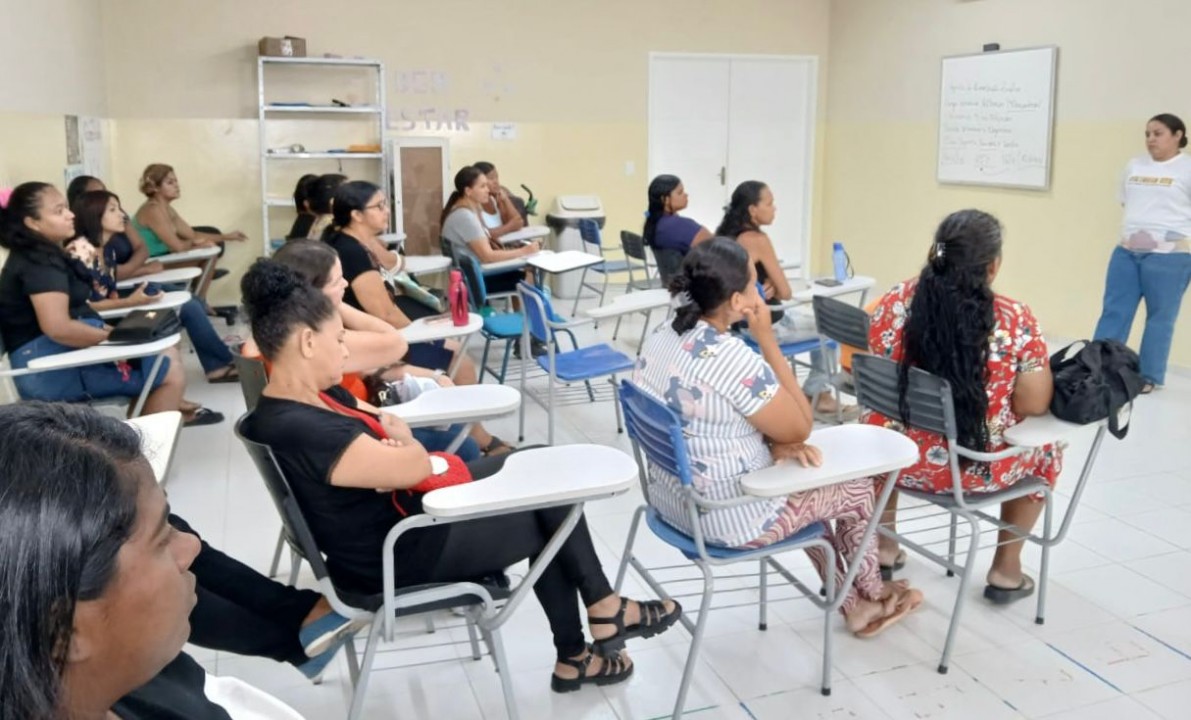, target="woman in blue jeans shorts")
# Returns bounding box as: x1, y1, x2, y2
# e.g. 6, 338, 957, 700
70, 187, 240, 384
0, 182, 219, 425
1094, 113, 1191, 392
